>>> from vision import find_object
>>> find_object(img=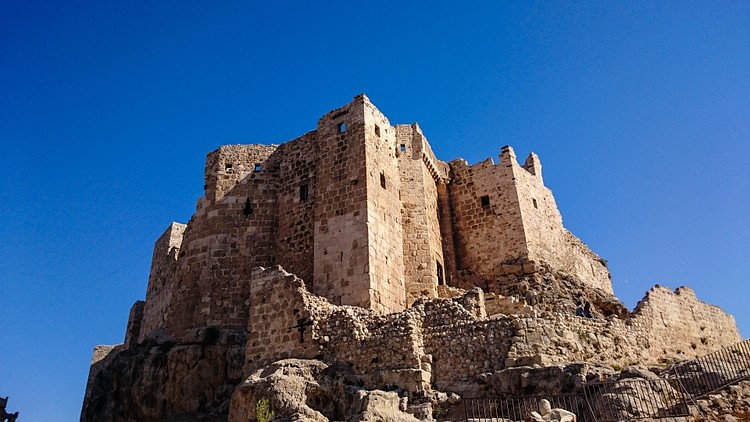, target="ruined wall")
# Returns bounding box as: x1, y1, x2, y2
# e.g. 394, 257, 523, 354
139, 222, 185, 341
124, 301, 145, 348
510, 148, 612, 294
244, 266, 428, 391
628, 285, 741, 361
241, 266, 742, 398
397, 124, 448, 305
